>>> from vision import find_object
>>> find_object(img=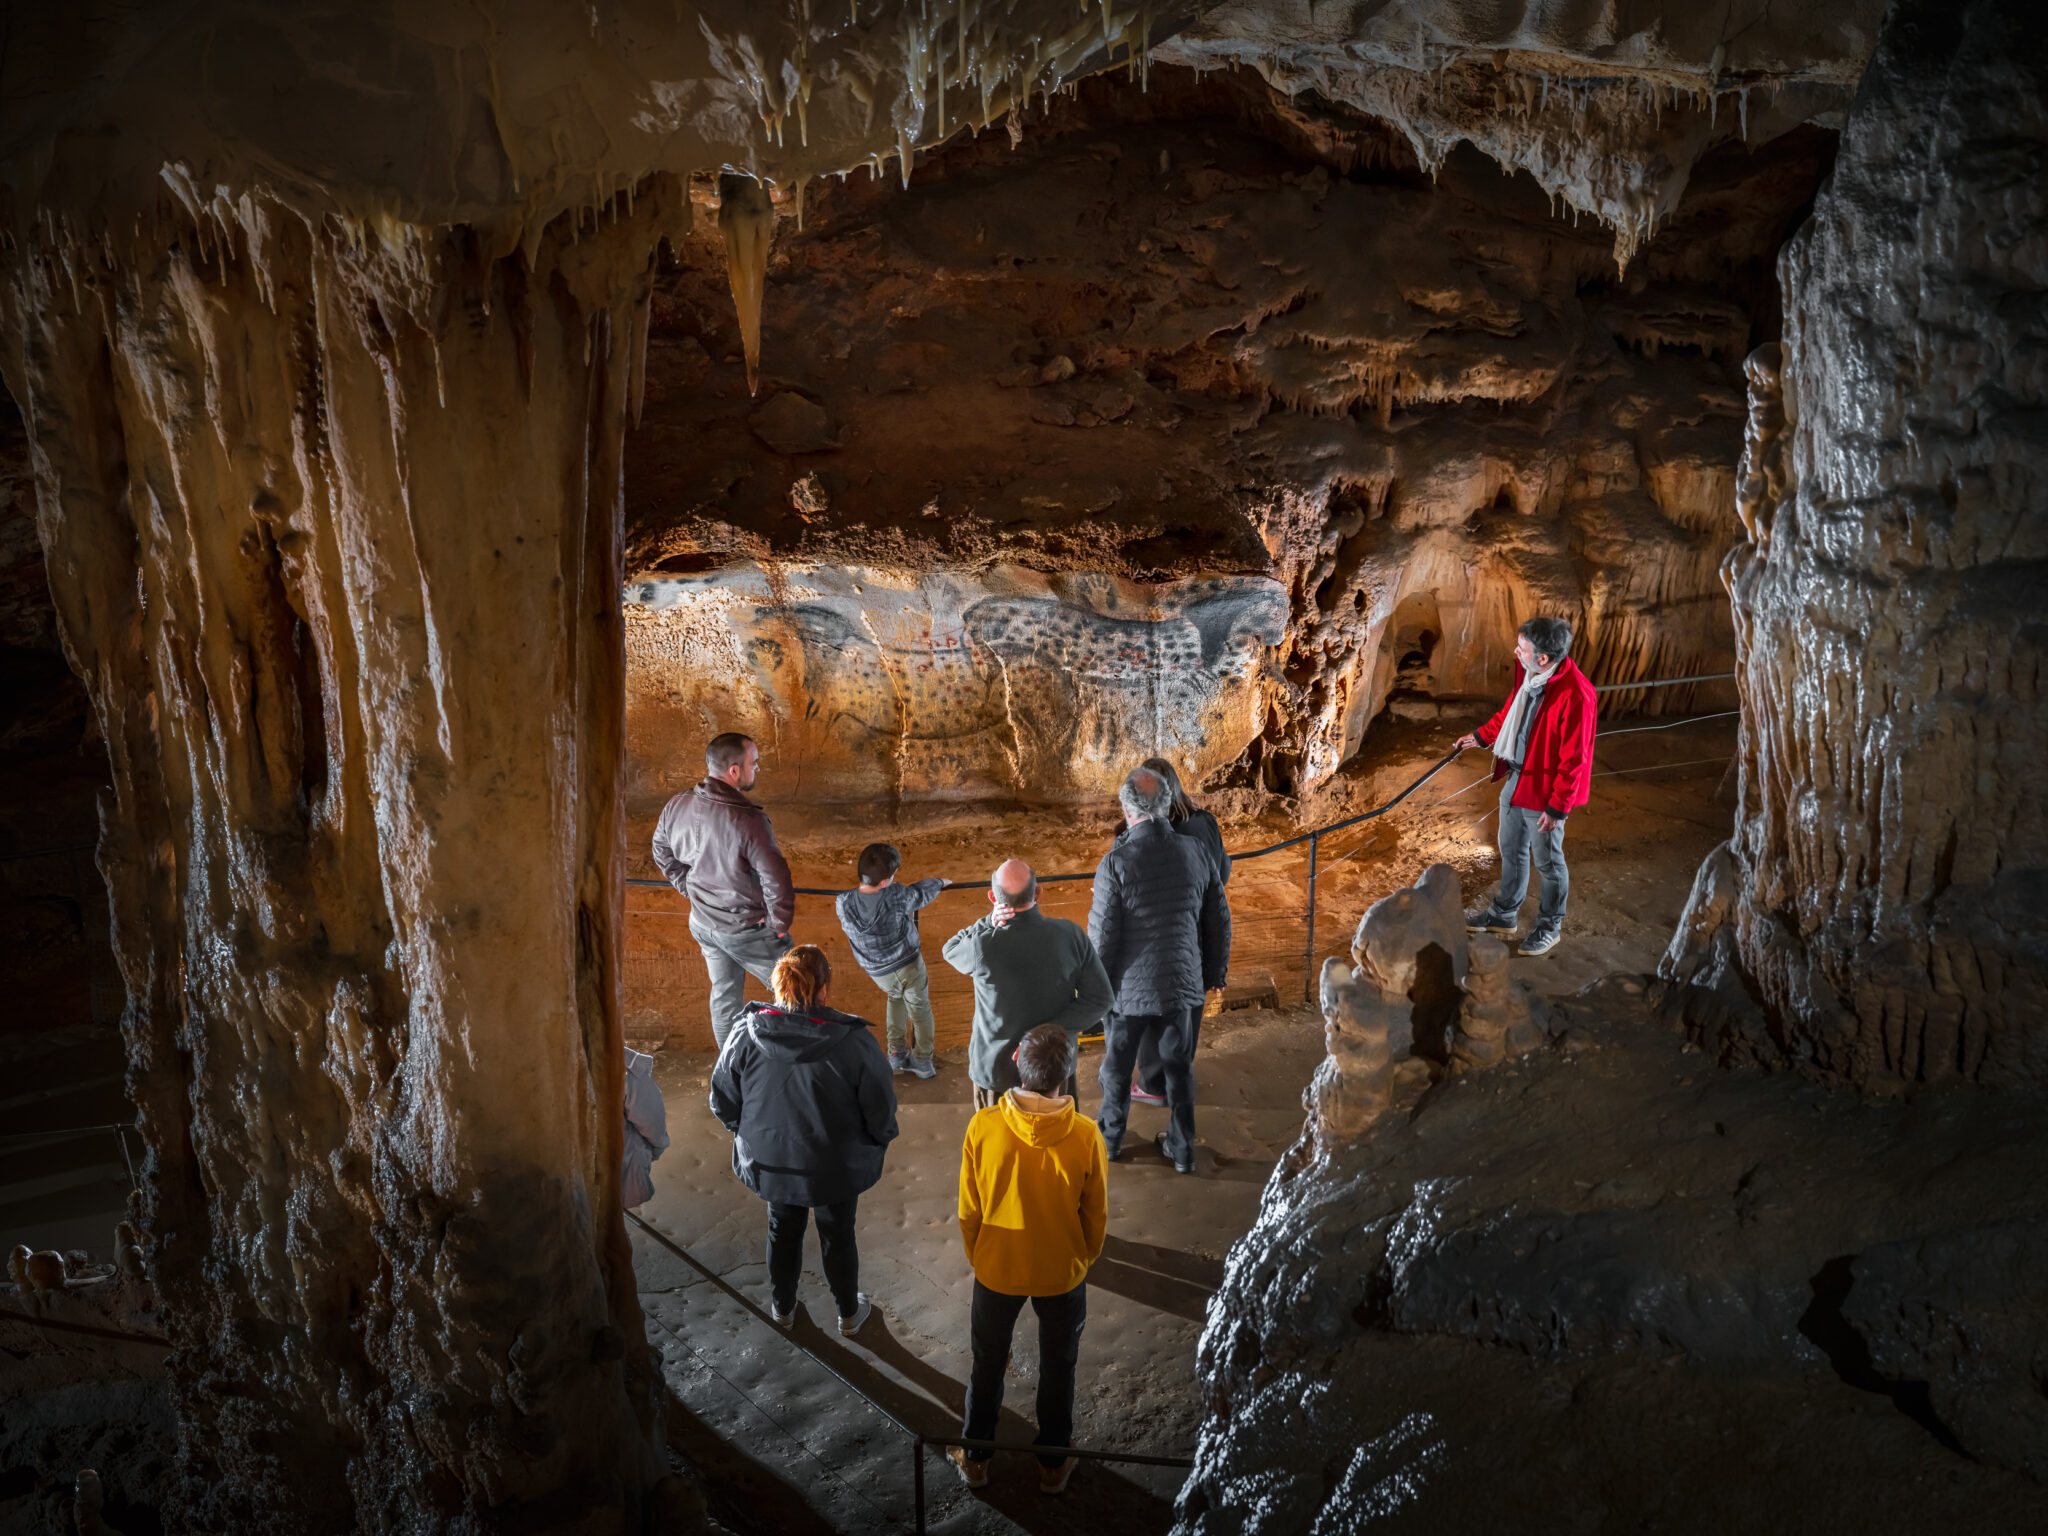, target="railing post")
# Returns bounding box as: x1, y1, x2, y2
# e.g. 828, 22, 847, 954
913, 1435, 926, 1535
1303, 829, 1319, 1004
